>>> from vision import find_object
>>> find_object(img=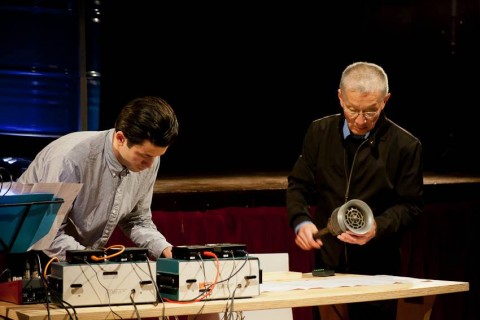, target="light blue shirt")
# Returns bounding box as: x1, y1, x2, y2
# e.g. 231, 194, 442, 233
18, 129, 171, 260
342, 120, 370, 140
